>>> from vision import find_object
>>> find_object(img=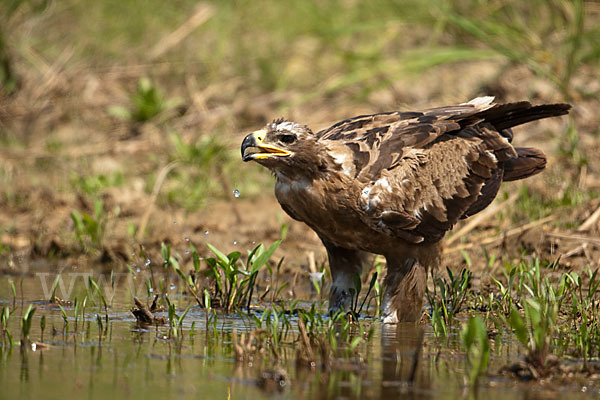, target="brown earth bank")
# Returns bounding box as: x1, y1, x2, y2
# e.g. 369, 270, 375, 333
1, 59, 599, 286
